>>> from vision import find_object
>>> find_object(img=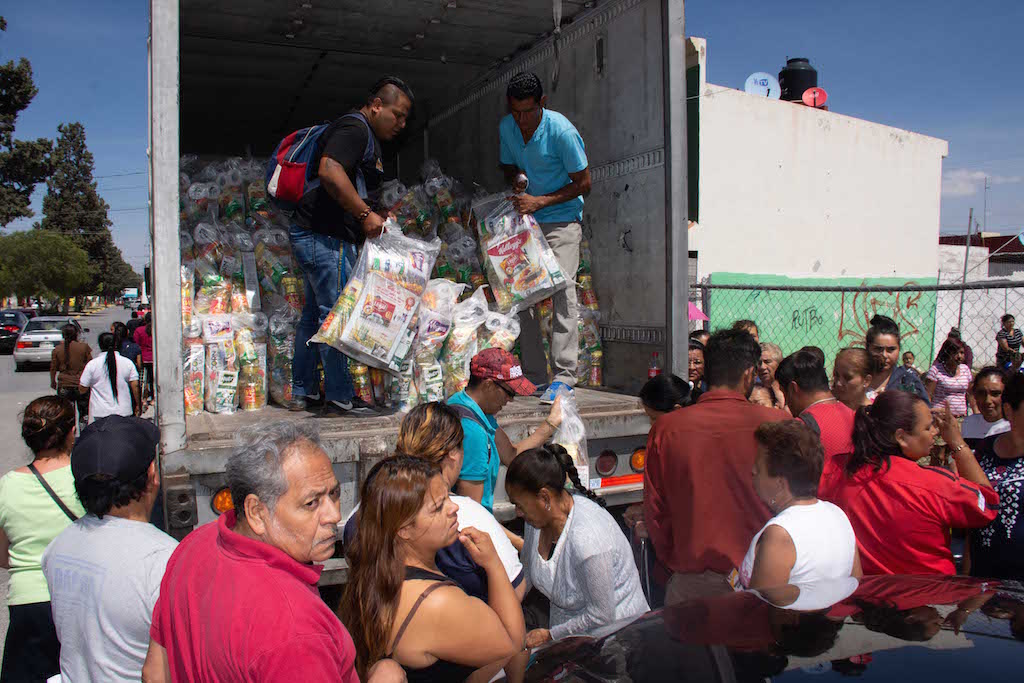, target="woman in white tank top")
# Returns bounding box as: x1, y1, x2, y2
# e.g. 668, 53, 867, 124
738, 421, 862, 589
